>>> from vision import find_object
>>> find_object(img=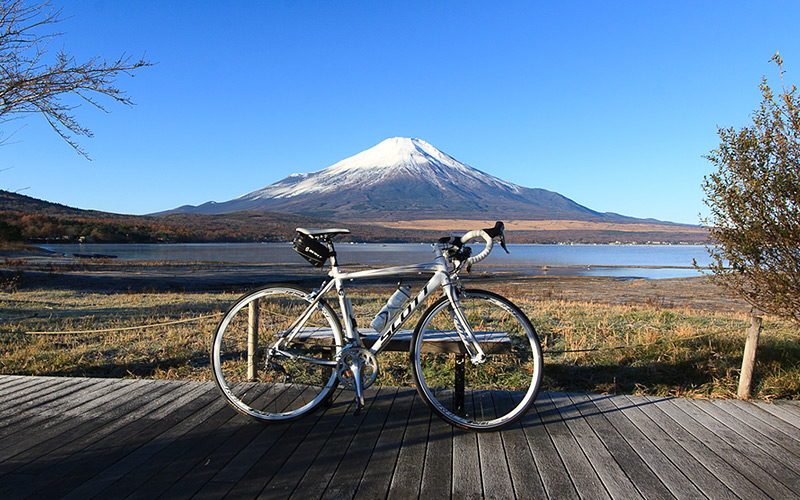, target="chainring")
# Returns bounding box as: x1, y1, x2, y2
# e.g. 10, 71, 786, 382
336, 347, 379, 390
